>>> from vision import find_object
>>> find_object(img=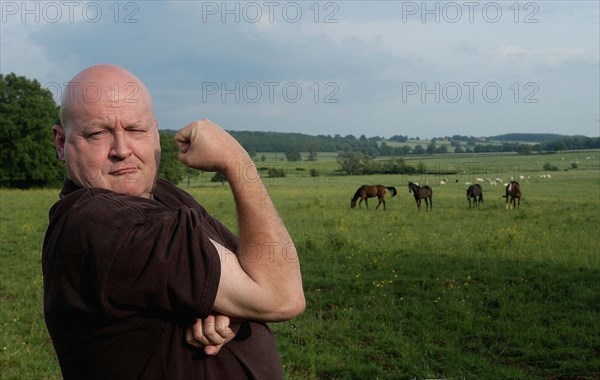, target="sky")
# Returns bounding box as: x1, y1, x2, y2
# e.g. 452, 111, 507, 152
1, 0, 599, 139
